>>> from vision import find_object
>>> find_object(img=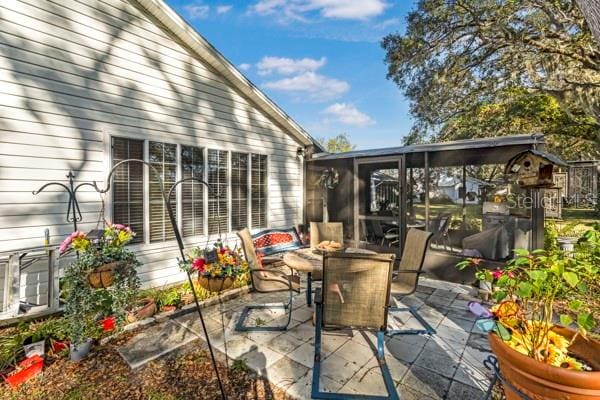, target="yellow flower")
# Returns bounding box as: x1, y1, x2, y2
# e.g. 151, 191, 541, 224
547, 331, 570, 352
558, 355, 584, 370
